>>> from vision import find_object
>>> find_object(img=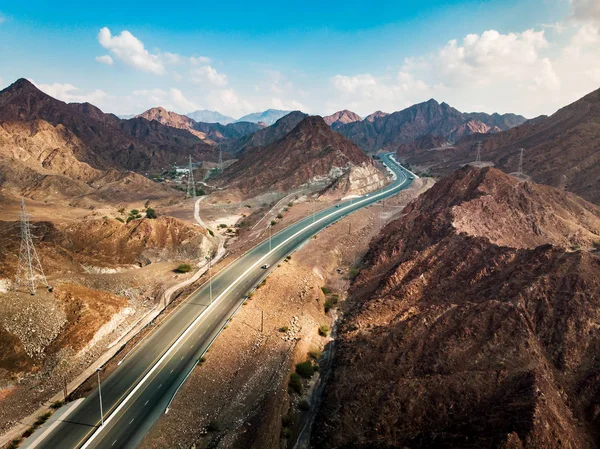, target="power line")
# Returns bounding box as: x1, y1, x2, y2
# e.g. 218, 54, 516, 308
475, 141, 482, 165
517, 148, 524, 176
186, 155, 196, 198
15, 198, 50, 295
